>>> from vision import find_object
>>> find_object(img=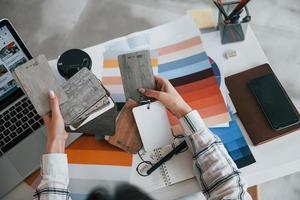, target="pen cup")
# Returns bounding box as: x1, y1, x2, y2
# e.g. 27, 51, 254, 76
218, 2, 250, 44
